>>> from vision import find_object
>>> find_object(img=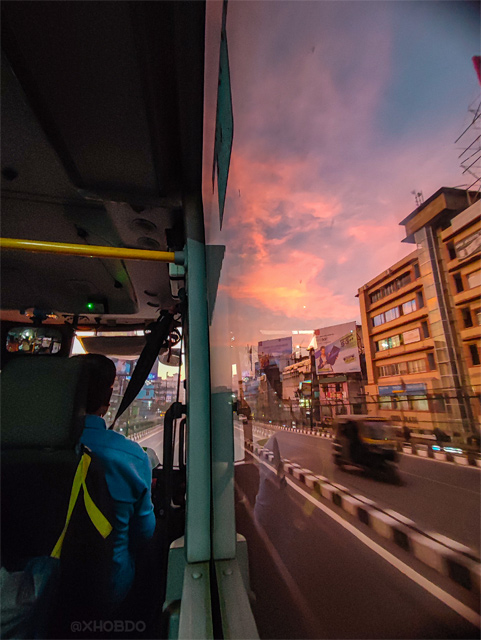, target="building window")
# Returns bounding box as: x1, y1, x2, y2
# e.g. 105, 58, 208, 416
378, 396, 393, 410
402, 299, 417, 315
476, 309, 481, 326
373, 305, 401, 327
378, 363, 397, 377
413, 262, 421, 279
427, 352, 436, 370
385, 307, 400, 323
421, 321, 430, 339
370, 272, 411, 304
469, 344, 480, 366
467, 270, 481, 289
379, 394, 429, 411
410, 395, 429, 411
454, 273, 464, 293
377, 335, 402, 351
462, 308, 473, 328
378, 360, 425, 377
373, 313, 384, 327
416, 290, 424, 308
391, 334, 402, 348
447, 242, 457, 261
394, 394, 410, 411
398, 361, 408, 375
431, 395, 446, 413
407, 359, 426, 374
